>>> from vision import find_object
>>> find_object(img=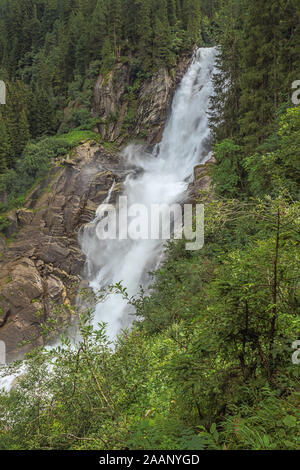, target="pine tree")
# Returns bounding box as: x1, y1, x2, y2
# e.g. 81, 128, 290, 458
108, 0, 122, 58
90, 0, 107, 59
29, 87, 55, 137
184, 0, 202, 48
101, 36, 115, 72
152, 0, 175, 68
175, 0, 182, 22
135, 0, 152, 70
68, 10, 90, 73
277, 0, 300, 102
57, 0, 75, 25
210, 0, 242, 142
17, 108, 30, 156
167, 0, 177, 27
122, 0, 138, 44
238, 0, 280, 152
3, 81, 30, 166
